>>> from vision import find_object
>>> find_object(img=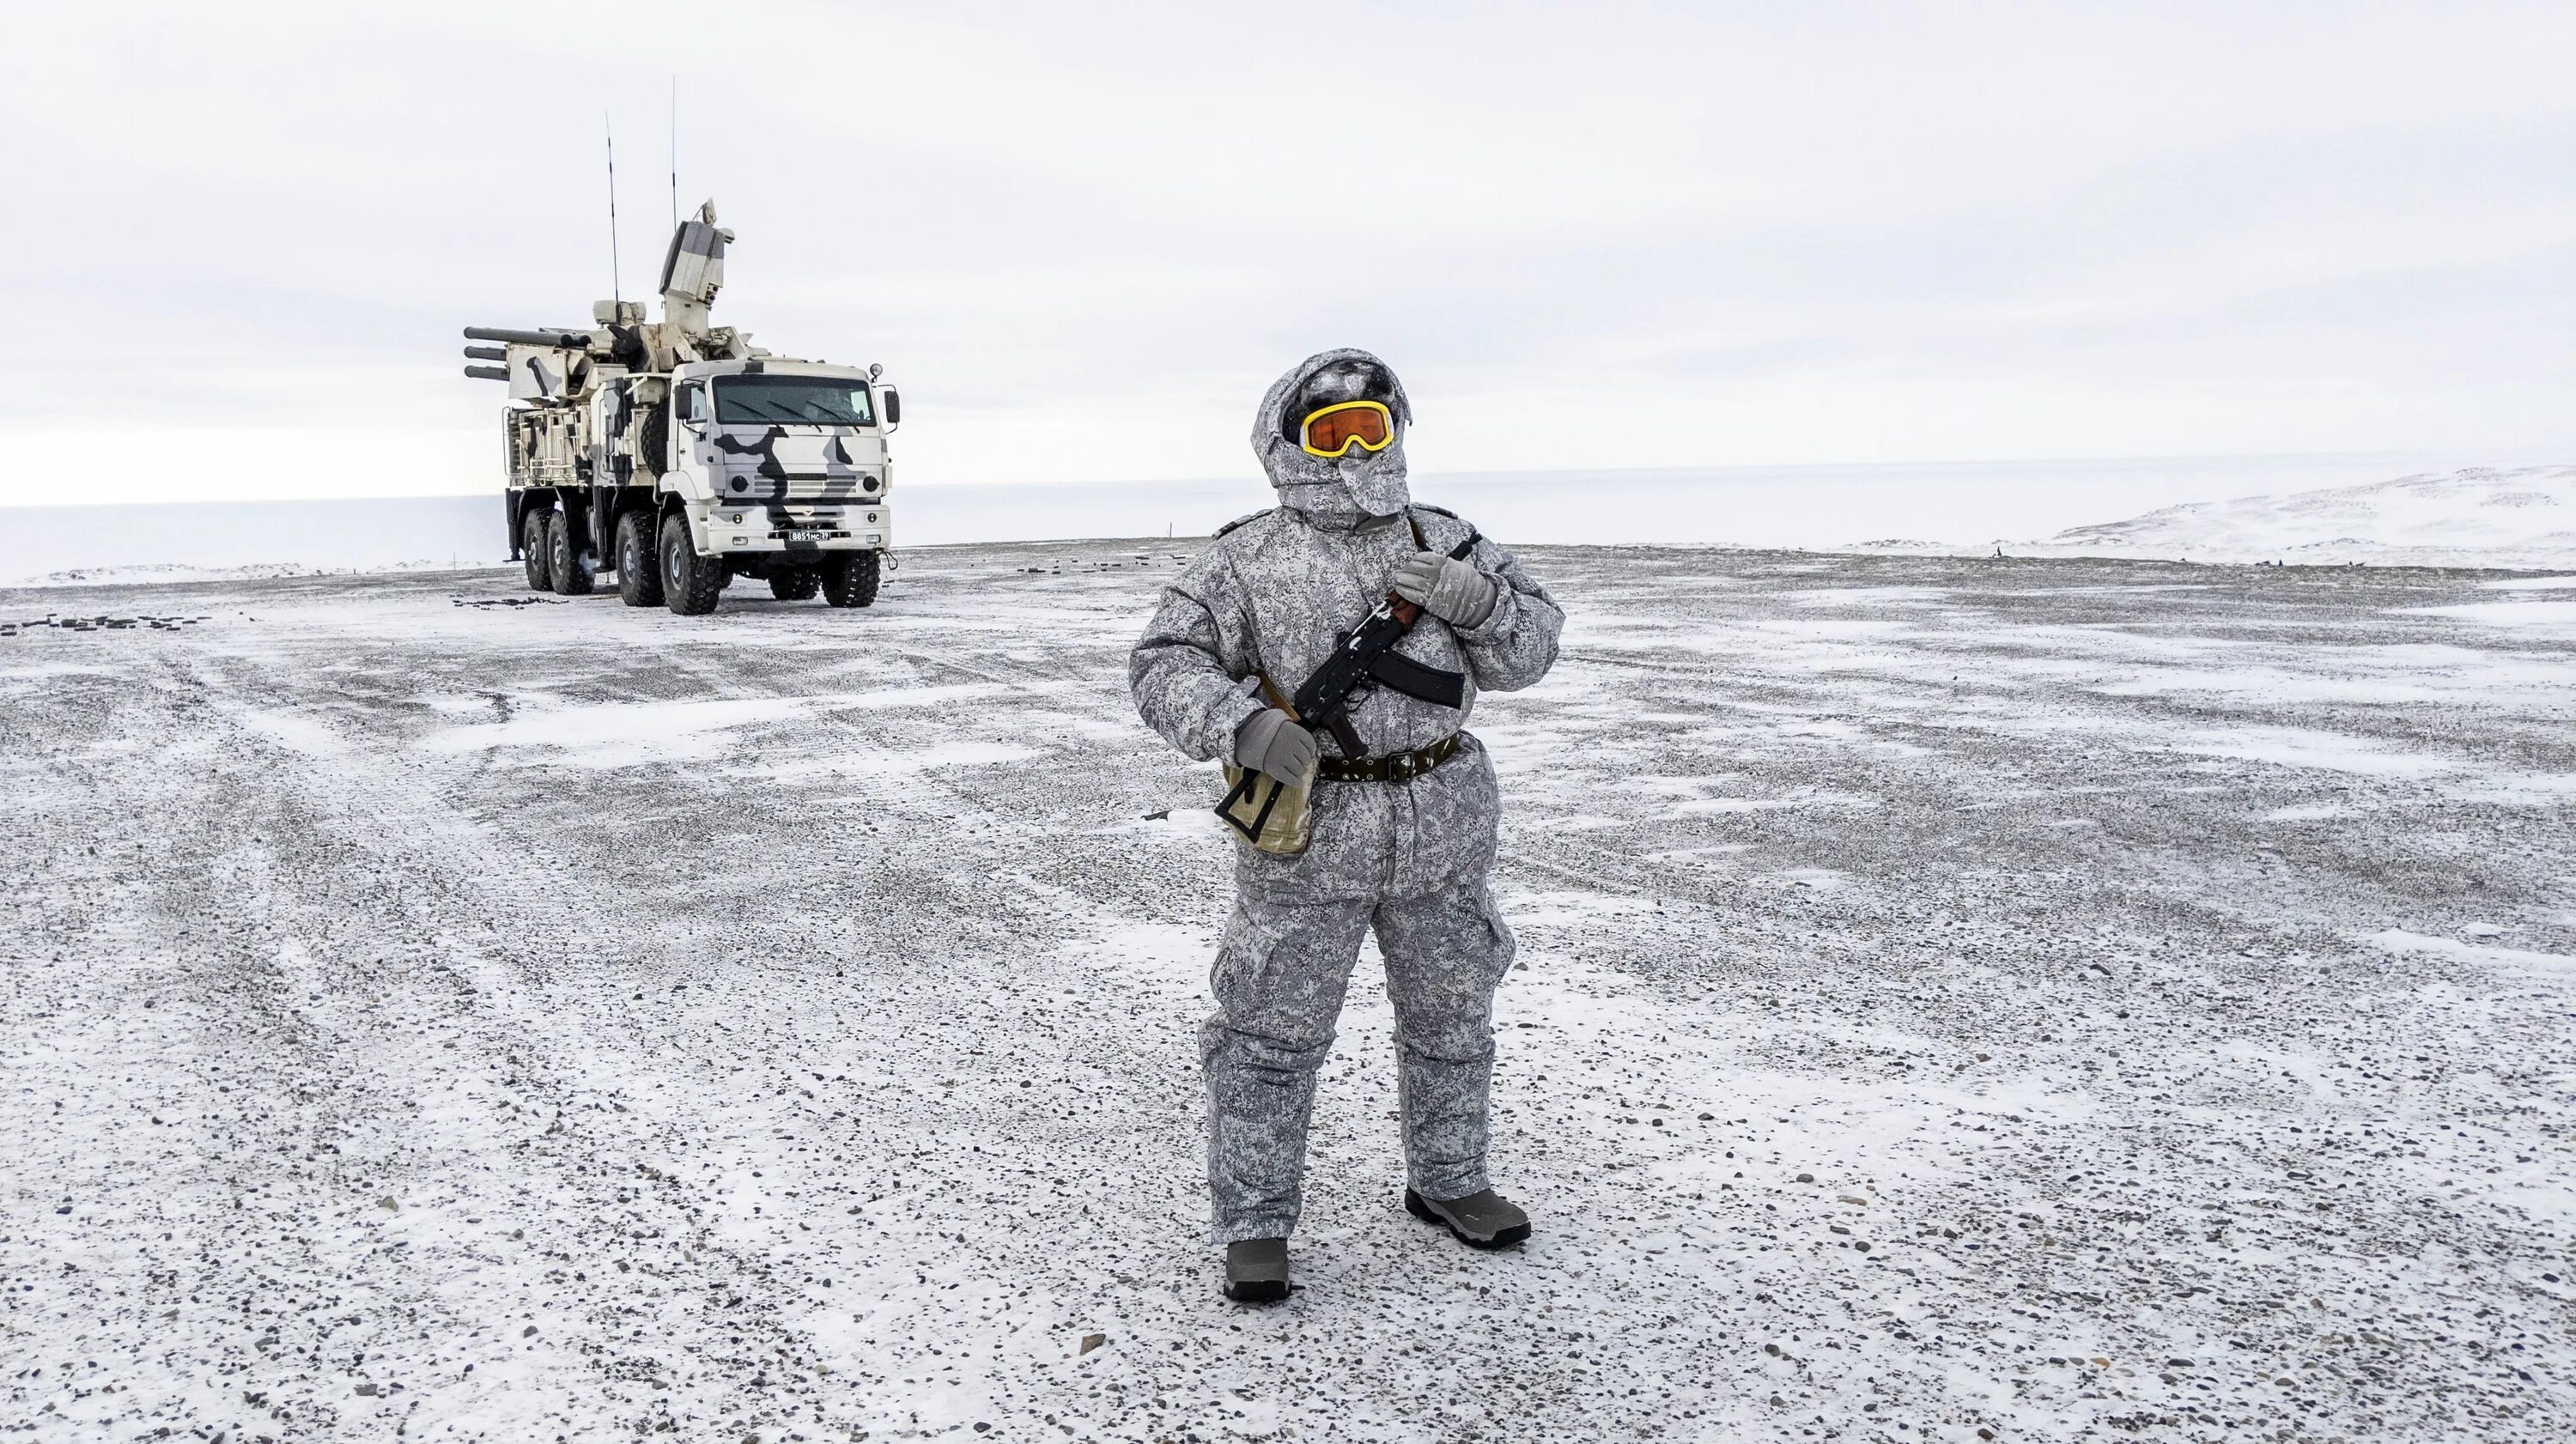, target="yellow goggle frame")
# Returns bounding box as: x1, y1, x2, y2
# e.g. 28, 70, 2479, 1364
1299, 399, 1396, 458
